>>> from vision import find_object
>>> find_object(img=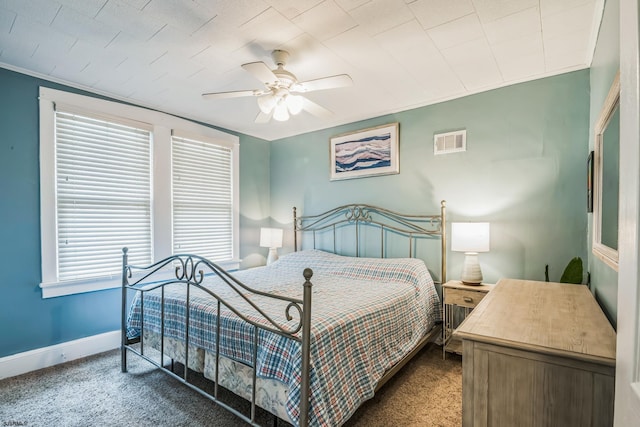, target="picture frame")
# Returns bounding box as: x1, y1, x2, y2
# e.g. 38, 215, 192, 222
329, 123, 399, 181
587, 150, 594, 213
